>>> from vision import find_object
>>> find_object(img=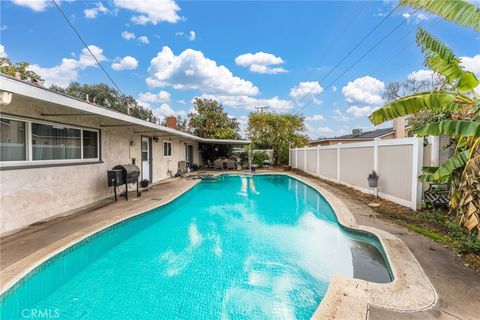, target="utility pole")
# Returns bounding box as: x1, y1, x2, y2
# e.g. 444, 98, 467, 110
255, 106, 269, 114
